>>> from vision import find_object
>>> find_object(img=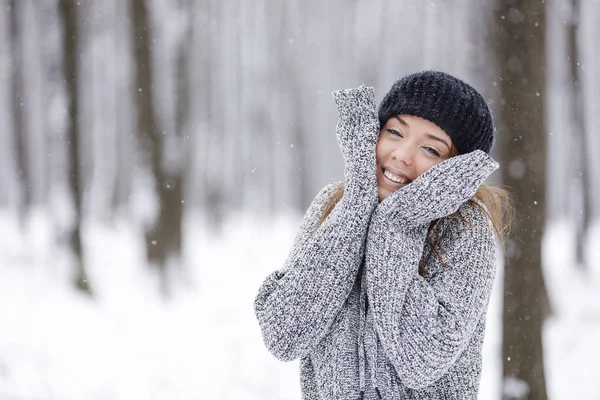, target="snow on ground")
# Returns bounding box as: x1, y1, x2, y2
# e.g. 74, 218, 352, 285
542, 220, 600, 400
0, 209, 598, 399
